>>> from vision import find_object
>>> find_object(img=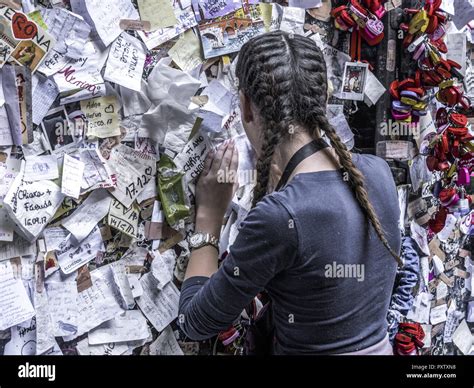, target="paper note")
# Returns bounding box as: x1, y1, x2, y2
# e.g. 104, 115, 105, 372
107, 144, 157, 208
4, 170, 65, 242
0, 261, 35, 330
452, 319, 472, 354
138, 6, 197, 50
4, 317, 36, 355
32, 77, 59, 125
67, 264, 125, 338
37, 7, 91, 76
104, 33, 146, 92
151, 250, 173, 290
53, 38, 108, 100
56, 226, 104, 274
81, 95, 121, 139
149, 325, 183, 355
44, 276, 79, 336
364, 70, 386, 106
136, 273, 180, 332
34, 290, 56, 355
138, 0, 177, 29
80, 148, 114, 191
61, 189, 112, 242
61, 154, 85, 199
446, 32, 467, 75
168, 29, 204, 73
88, 310, 149, 345
430, 304, 448, 325
84, 0, 139, 47
173, 132, 212, 183
24, 155, 59, 182
76, 338, 128, 355
108, 199, 139, 238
